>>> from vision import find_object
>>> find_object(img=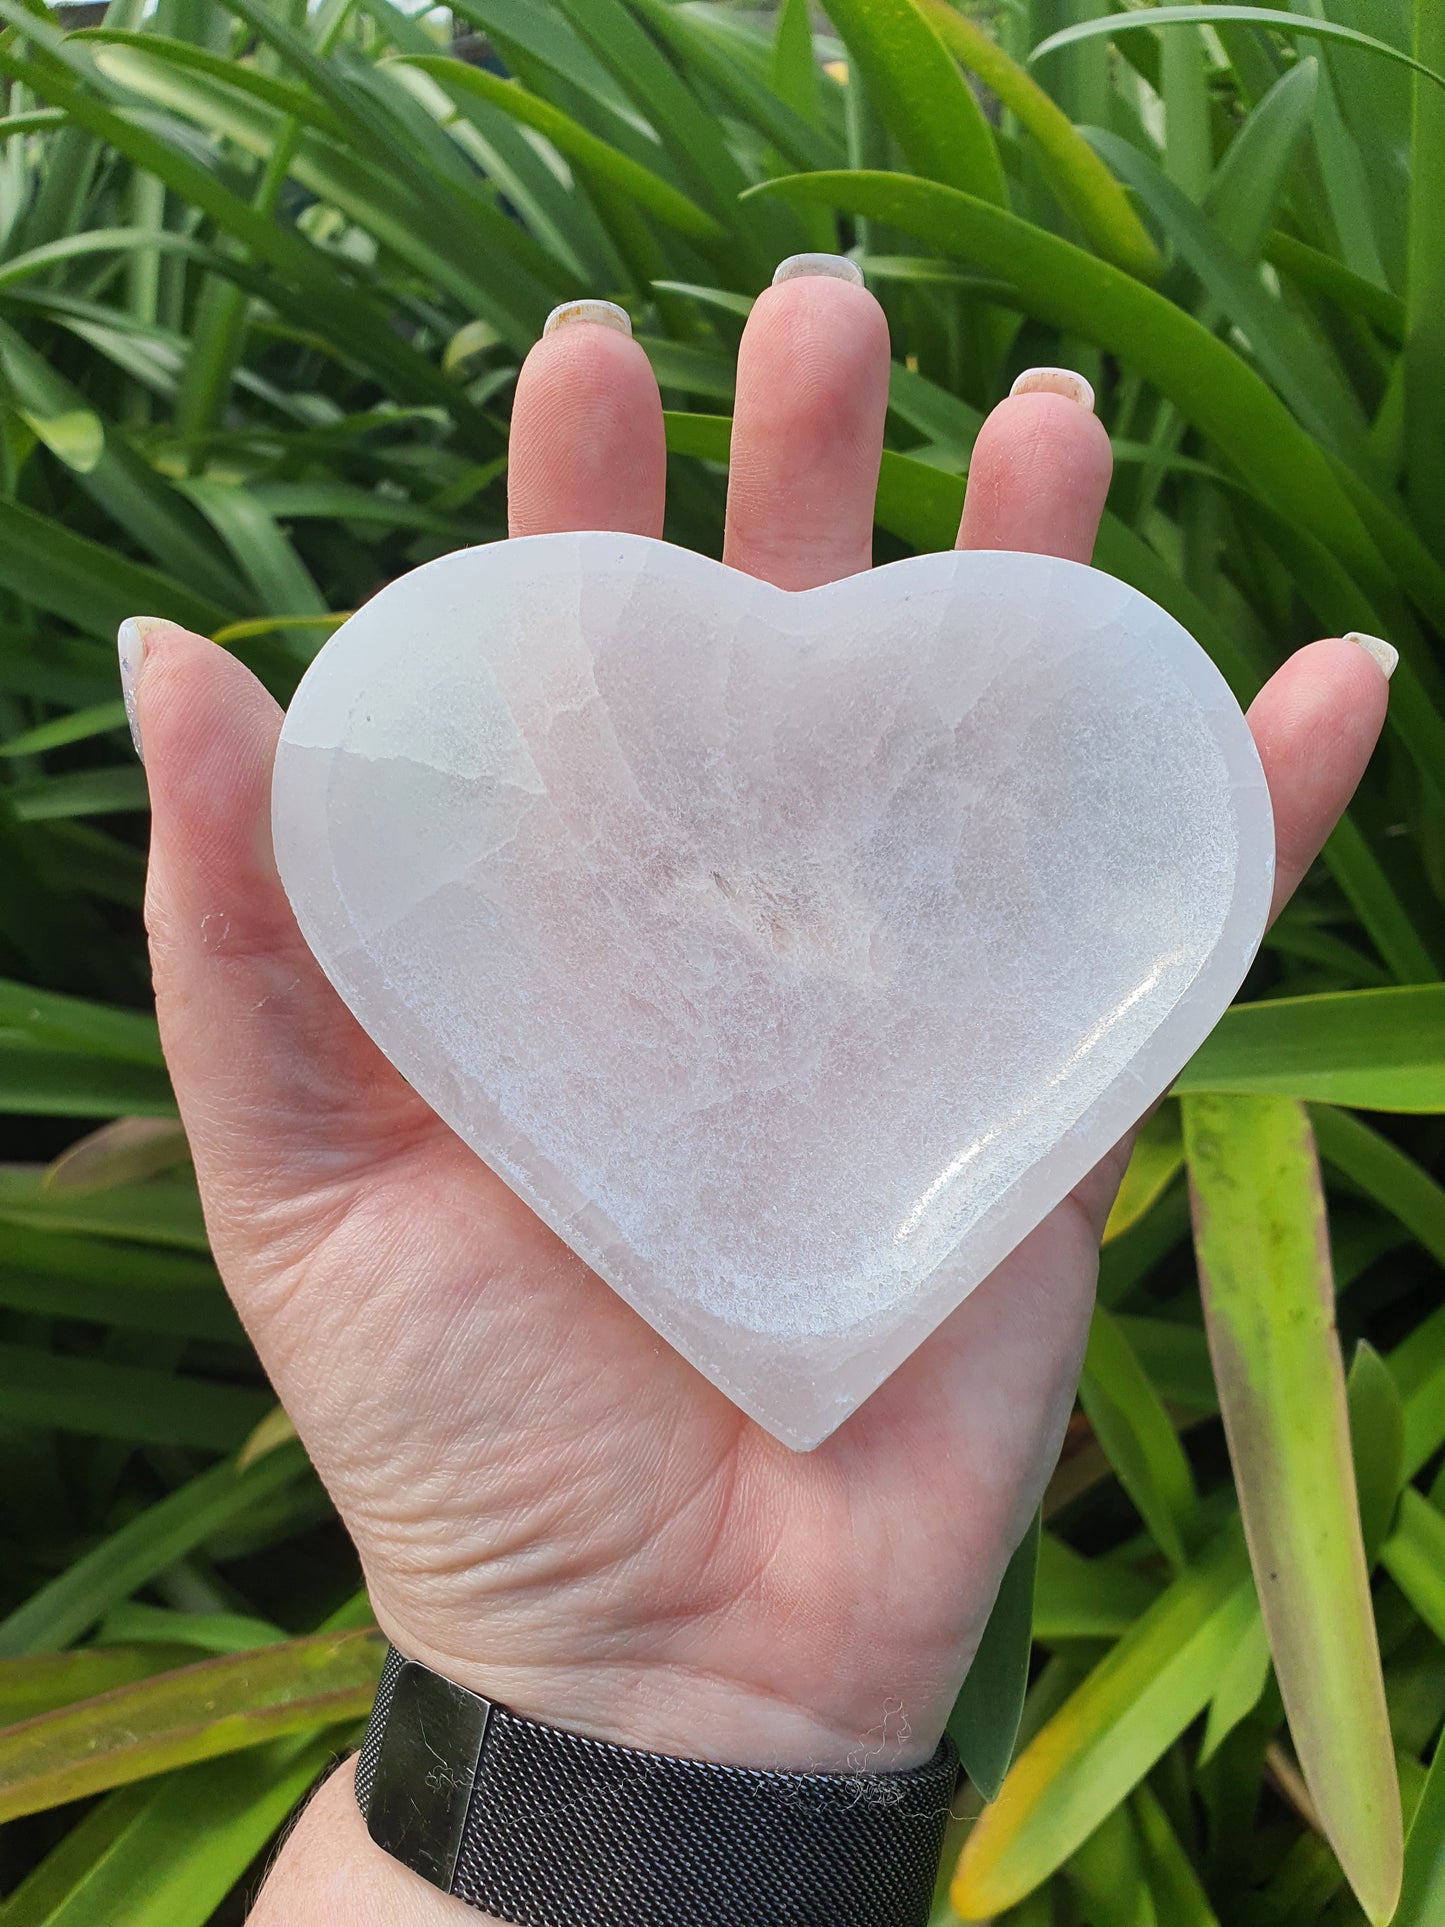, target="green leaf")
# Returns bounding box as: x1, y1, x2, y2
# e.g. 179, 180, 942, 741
1198, 1609, 1271, 1762
1311, 1105, 1445, 1266
0, 1441, 311, 1657
914, 0, 1159, 279
771, 0, 820, 128
42, 1117, 190, 1195
1347, 1340, 1405, 1567
0, 978, 161, 1065
0, 1627, 384, 1821
0, 1647, 198, 1726
0, 701, 127, 757
1176, 987, 1445, 1111
1386, 1304, 1445, 1481
1404, 1, 1445, 521
1394, 1725, 1445, 1927
620, 0, 841, 182
390, 58, 726, 243
949, 1509, 1039, 1801
823, 0, 1006, 205
1103, 1105, 1184, 1244
1086, 126, 1380, 484
1381, 1489, 1445, 1648
1033, 1535, 1160, 1644
952, 1526, 1253, 1915
94, 1604, 286, 1656
1183, 1094, 1401, 1925
0, 1168, 206, 1251
7, 766, 150, 824
16, 407, 103, 473
0, 40, 488, 424
1203, 57, 1320, 265
1030, 8, 1445, 96
0, 496, 226, 641
1265, 230, 1406, 341
743, 172, 1391, 607
0, 1729, 345, 1927
1133, 1784, 1221, 1926
1080, 1306, 1200, 1572
1114, 1317, 1216, 1415
1065, 1801, 1154, 1927
0, 1344, 270, 1452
